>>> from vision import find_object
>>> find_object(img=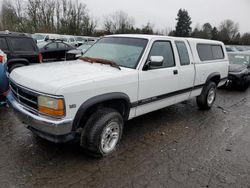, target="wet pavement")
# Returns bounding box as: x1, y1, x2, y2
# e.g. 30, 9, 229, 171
0, 88, 250, 188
